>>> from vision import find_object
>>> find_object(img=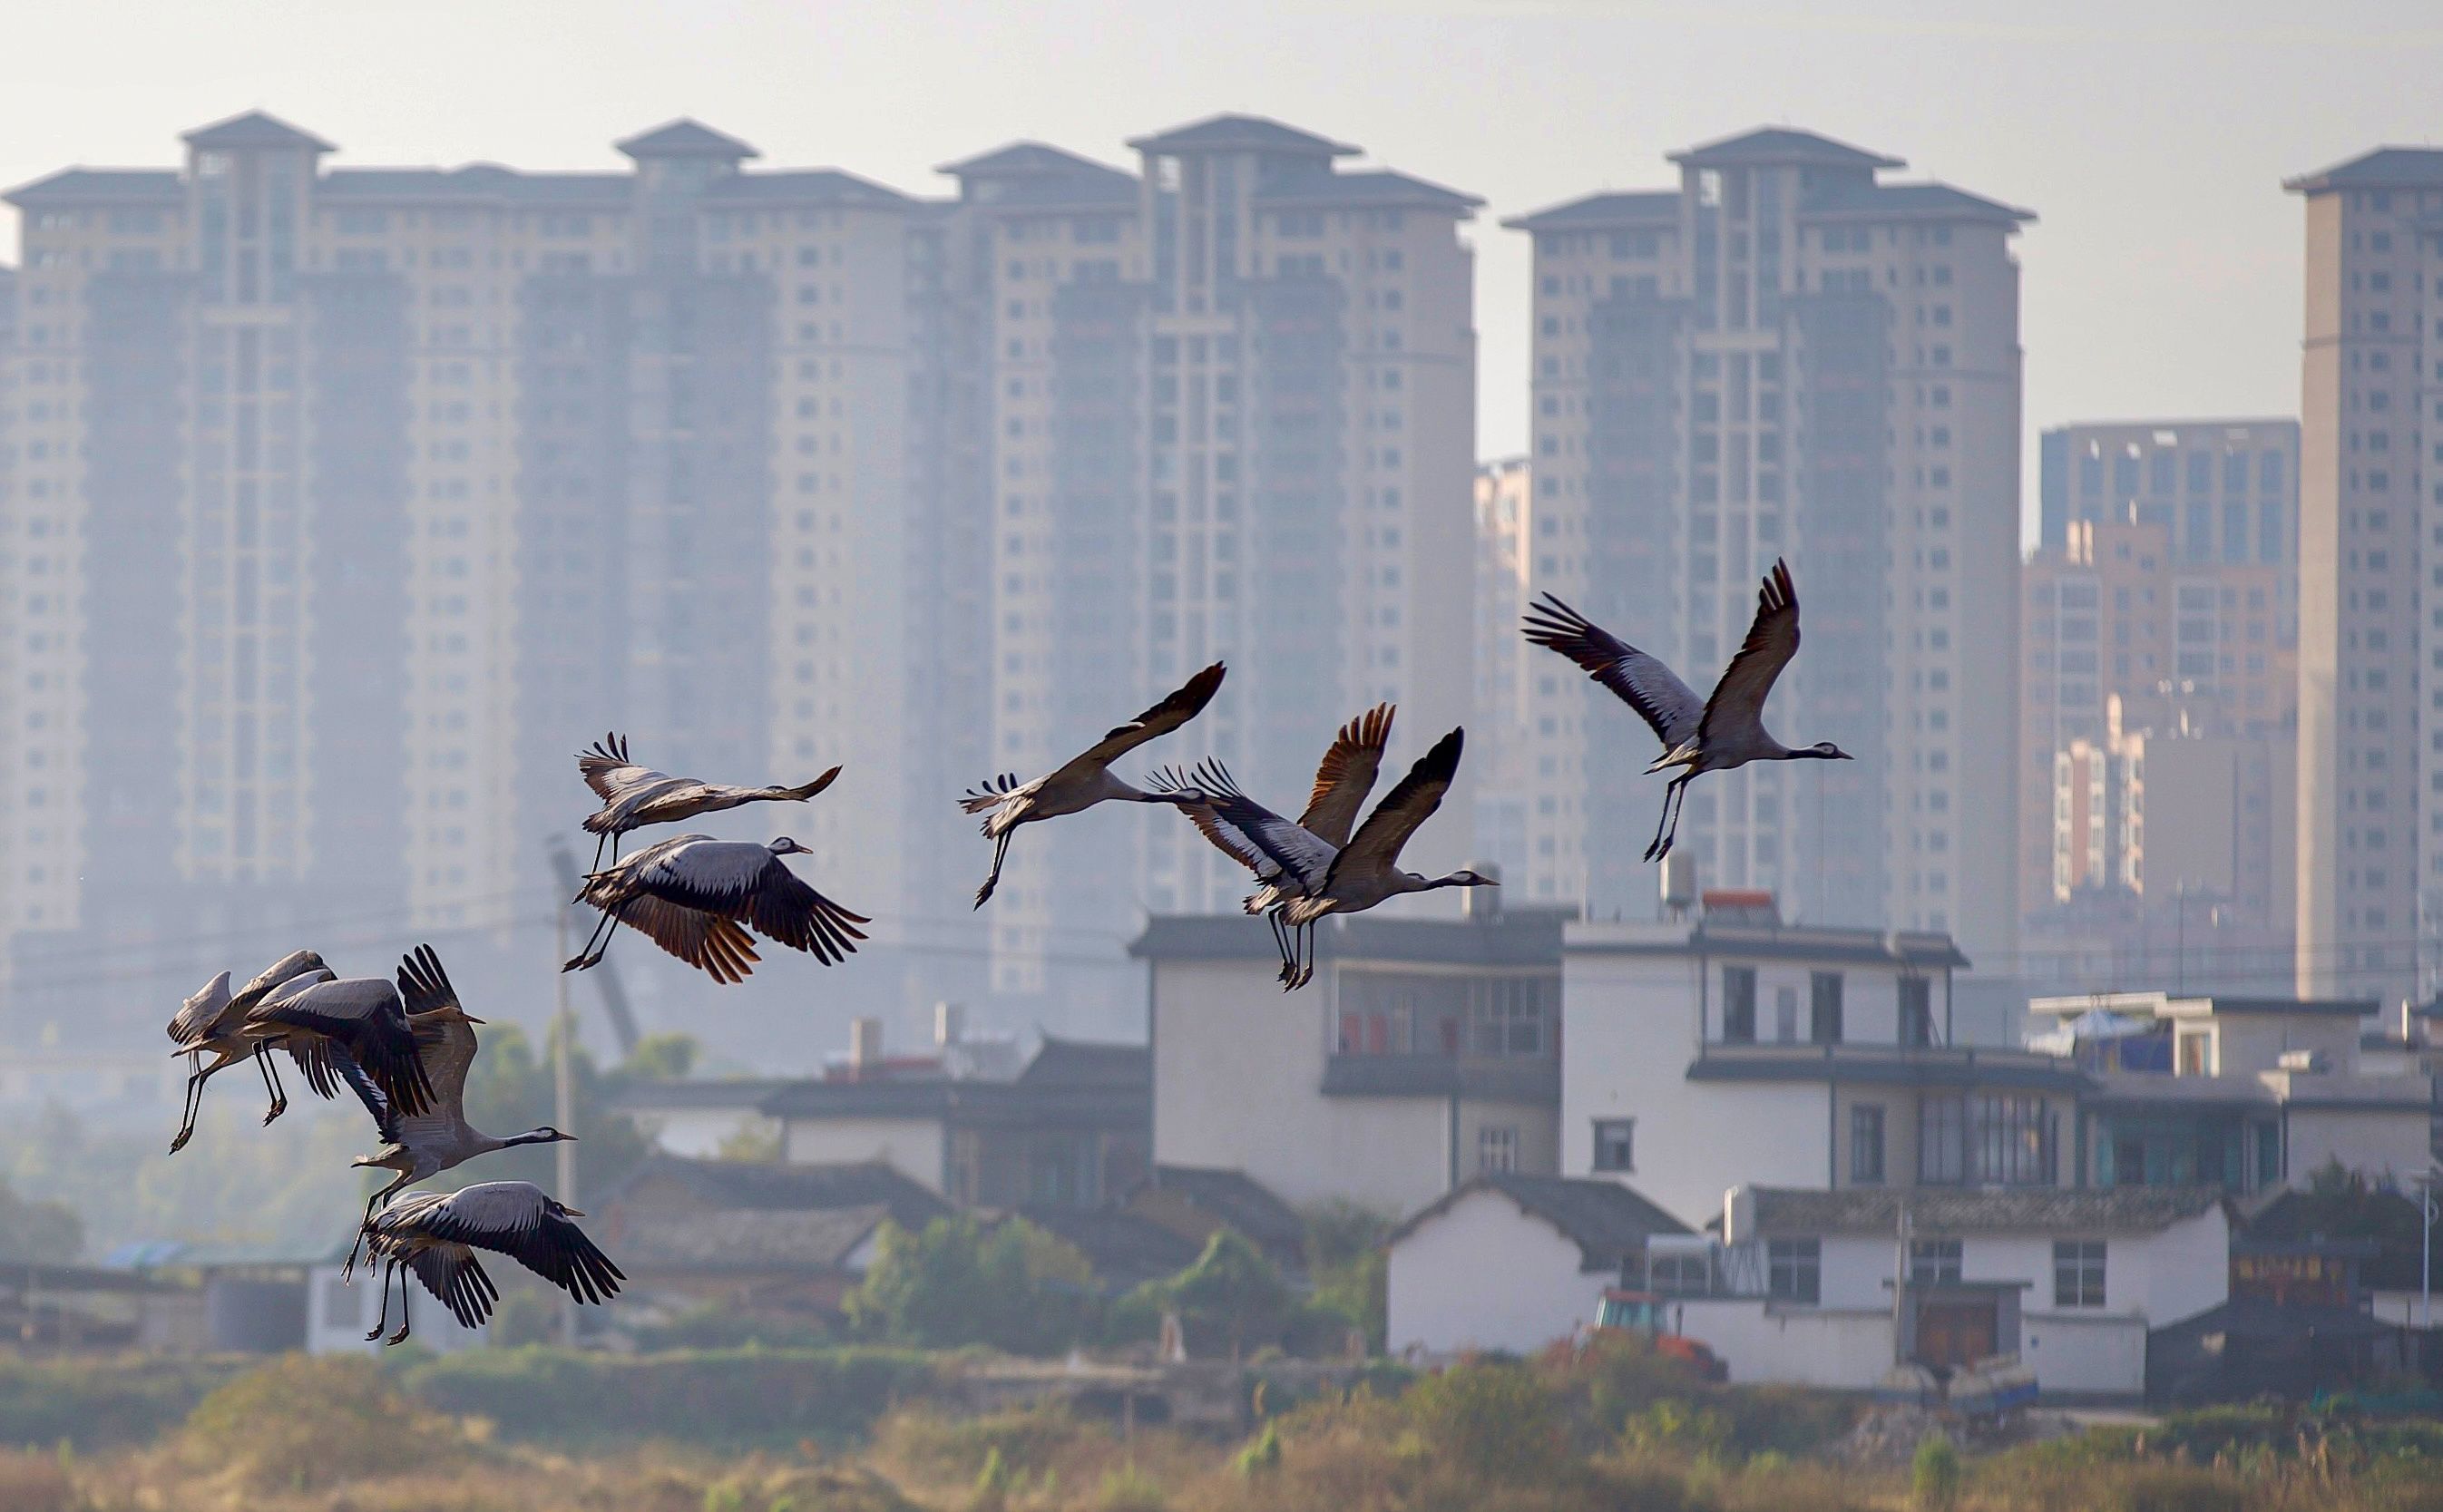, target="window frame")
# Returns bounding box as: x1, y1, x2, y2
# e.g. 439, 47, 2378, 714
1851, 1103, 1886, 1185
1592, 1117, 1636, 1173
1721, 966, 1757, 1043
2053, 1240, 2106, 1308
1810, 971, 1844, 1044
1766, 1238, 1822, 1304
